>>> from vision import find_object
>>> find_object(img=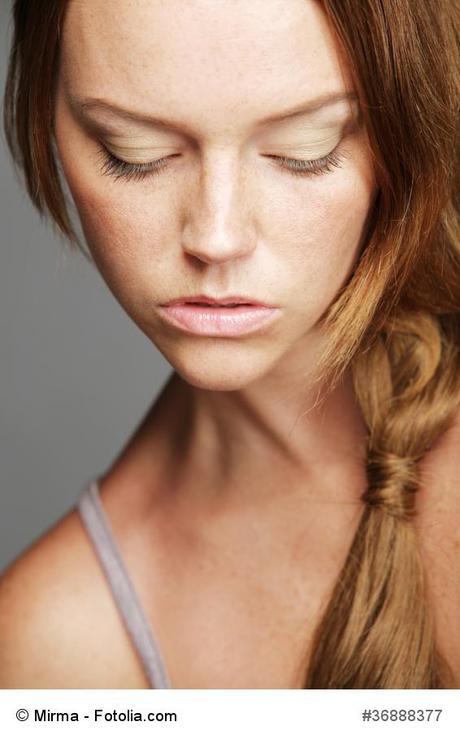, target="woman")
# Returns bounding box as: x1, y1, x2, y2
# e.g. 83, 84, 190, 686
1, 0, 459, 689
